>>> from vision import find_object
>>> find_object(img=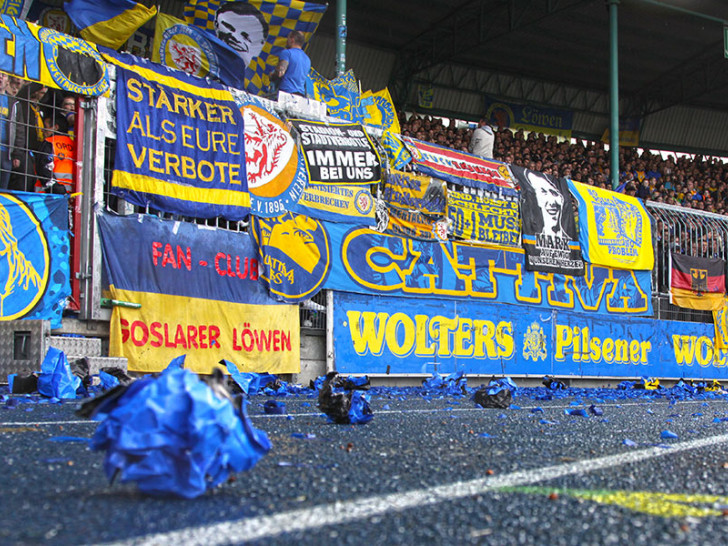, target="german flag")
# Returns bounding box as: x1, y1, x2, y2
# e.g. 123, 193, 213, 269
670, 253, 726, 310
